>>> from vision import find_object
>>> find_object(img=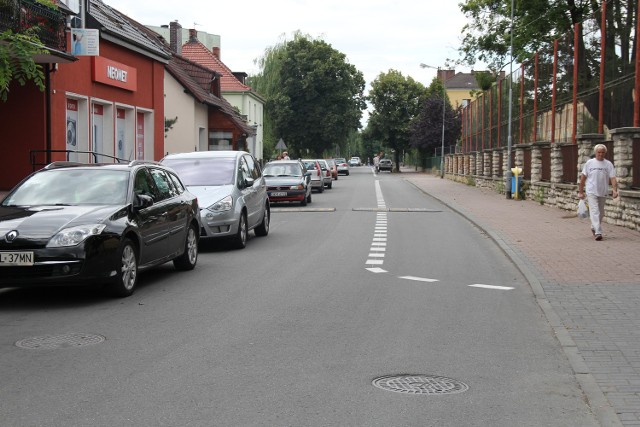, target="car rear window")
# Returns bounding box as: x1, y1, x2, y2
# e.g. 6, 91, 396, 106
162, 157, 236, 186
